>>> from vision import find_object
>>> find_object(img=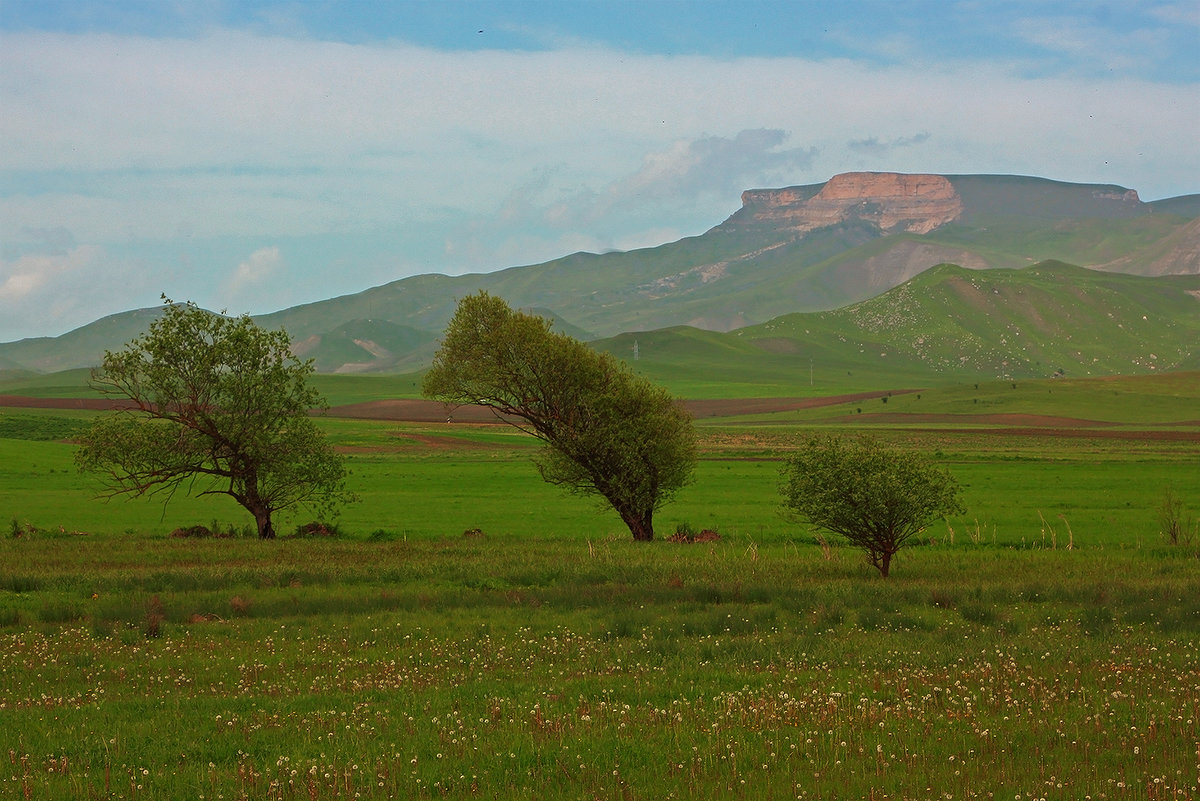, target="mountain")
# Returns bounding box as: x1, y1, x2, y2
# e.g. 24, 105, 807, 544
589, 262, 1200, 395
2, 172, 1196, 374
0, 307, 167, 375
